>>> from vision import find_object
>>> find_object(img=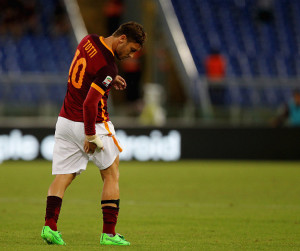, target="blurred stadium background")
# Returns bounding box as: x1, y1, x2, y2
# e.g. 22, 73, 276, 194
0, 0, 300, 161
